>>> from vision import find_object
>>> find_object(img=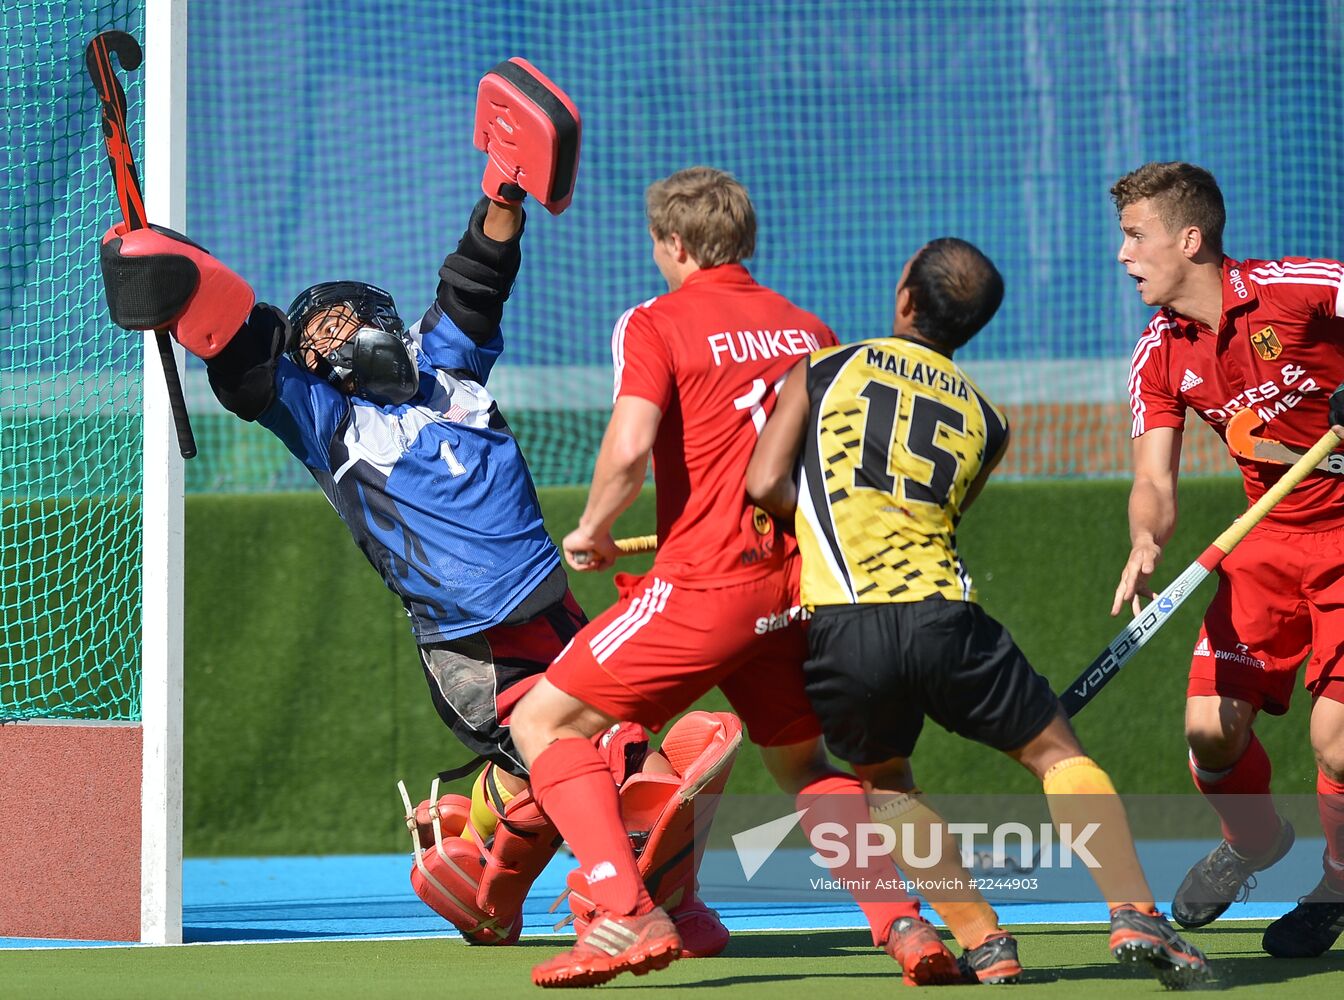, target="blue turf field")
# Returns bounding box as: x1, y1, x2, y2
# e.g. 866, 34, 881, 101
2, 839, 1322, 950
